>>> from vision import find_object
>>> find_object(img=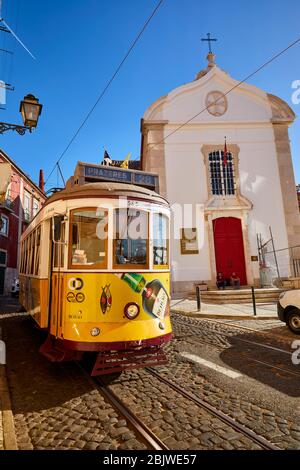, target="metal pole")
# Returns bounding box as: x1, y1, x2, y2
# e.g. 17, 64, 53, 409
256, 234, 261, 265
251, 287, 257, 317
196, 286, 201, 312
260, 234, 265, 267
290, 246, 295, 277
269, 226, 282, 286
